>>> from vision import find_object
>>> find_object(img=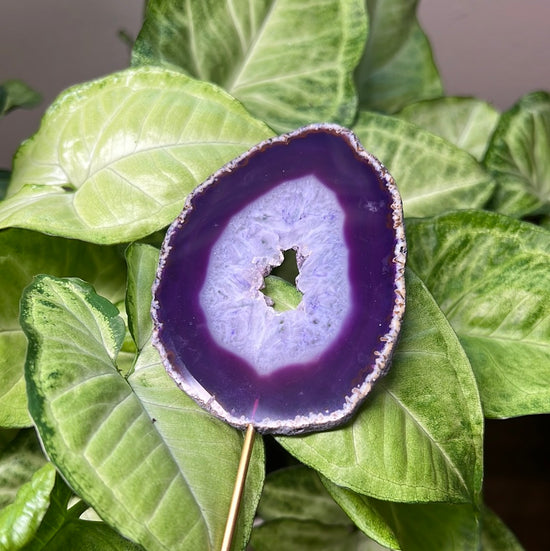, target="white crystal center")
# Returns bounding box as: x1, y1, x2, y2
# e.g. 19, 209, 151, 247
199, 175, 351, 375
